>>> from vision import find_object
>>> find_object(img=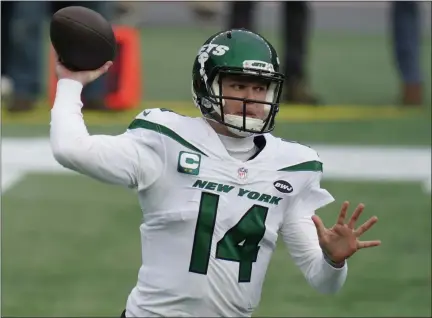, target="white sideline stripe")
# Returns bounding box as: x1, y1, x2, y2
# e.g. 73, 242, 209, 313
314, 145, 431, 182
2, 170, 25, 192
2, 138, 431, 194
